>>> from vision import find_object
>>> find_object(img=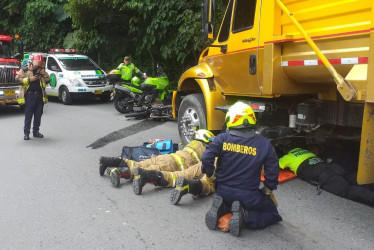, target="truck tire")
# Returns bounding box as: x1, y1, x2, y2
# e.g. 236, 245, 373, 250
60, 86, 72, 105
114, 94, 134, 114
178, 93, 207, 145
